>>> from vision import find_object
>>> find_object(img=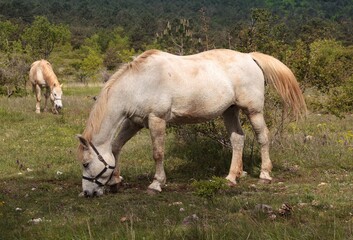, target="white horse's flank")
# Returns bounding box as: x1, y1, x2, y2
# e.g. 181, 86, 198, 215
29, 60, 63, 114
77, 49, 306, 197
